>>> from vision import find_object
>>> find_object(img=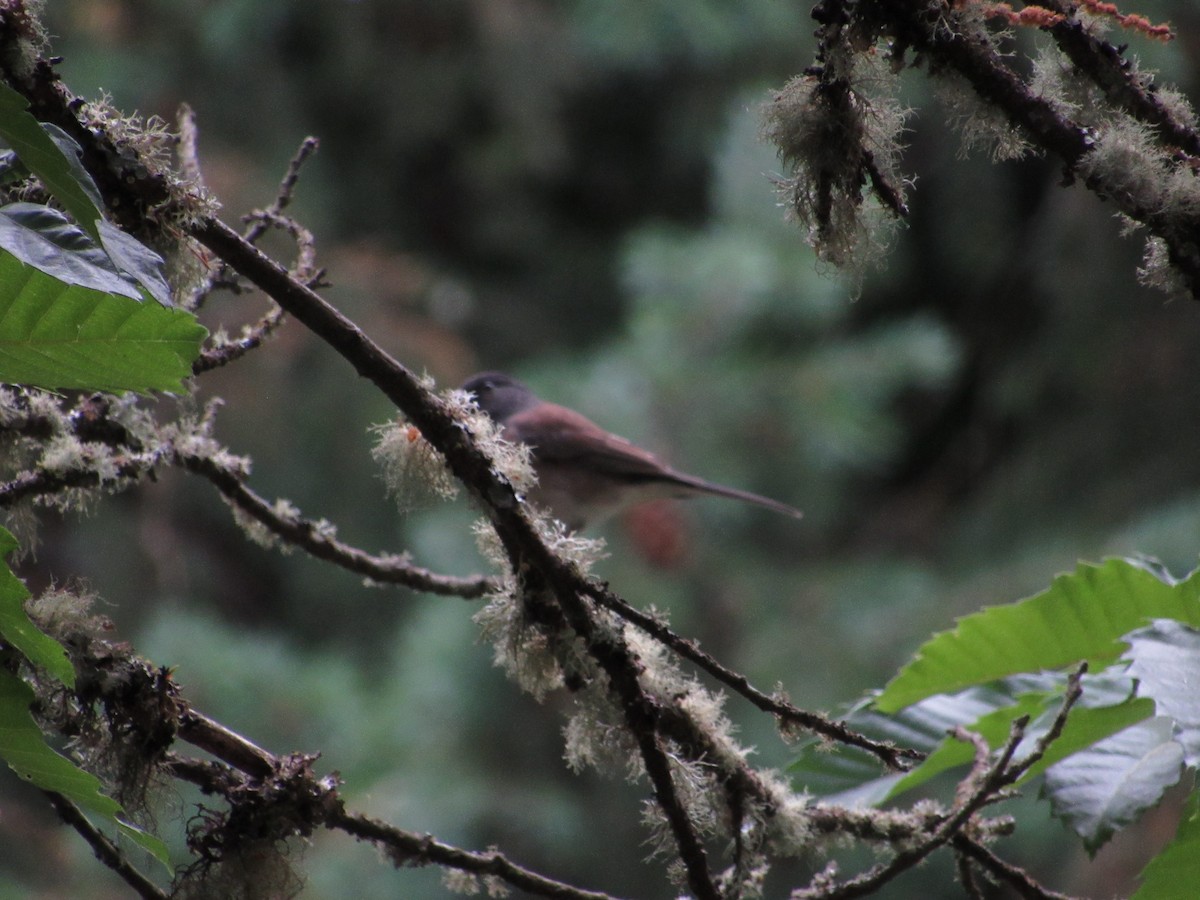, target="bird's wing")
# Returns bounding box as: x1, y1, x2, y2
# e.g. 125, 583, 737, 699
506, 403, 803, 518
503, 403, 675, 481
